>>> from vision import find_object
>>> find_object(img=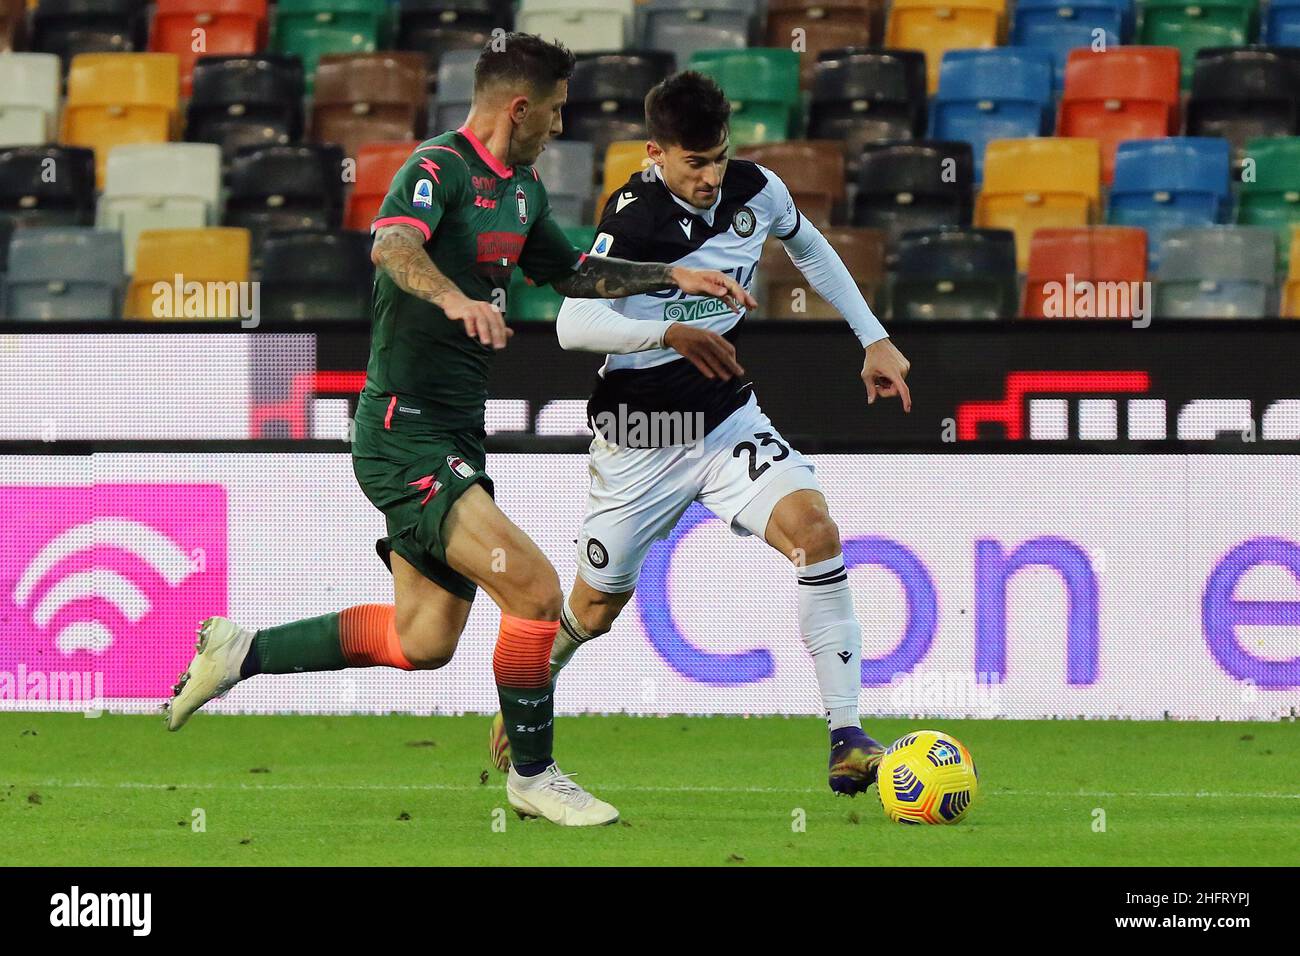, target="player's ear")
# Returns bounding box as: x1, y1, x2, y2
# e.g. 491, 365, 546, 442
508, 95, 529, 125
646, 140, 665, 166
